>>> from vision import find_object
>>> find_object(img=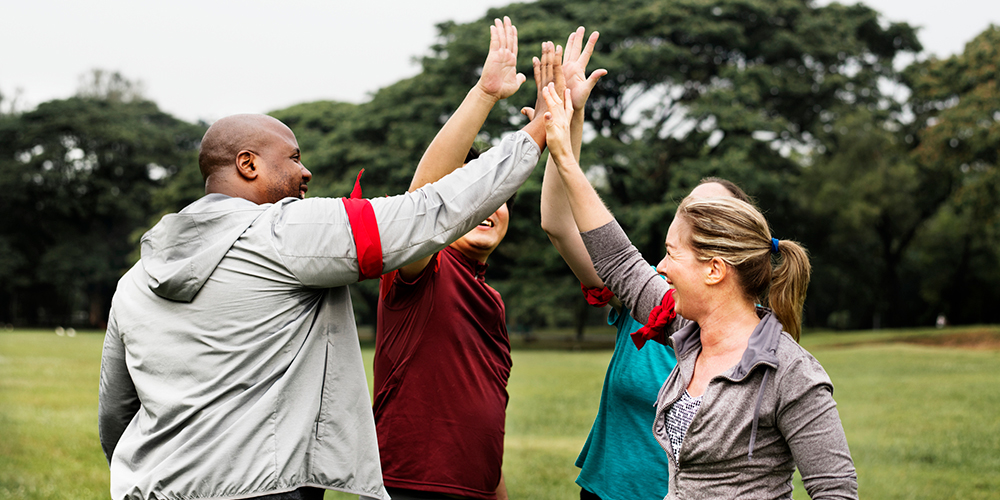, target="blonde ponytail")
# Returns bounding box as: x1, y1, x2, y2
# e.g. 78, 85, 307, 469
767, 239, 811, 341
